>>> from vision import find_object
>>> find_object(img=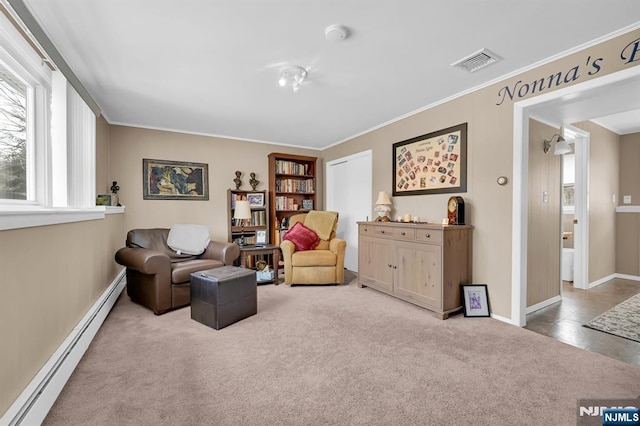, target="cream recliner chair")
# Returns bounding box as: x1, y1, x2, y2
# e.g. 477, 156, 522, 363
280, 211, 346, 285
